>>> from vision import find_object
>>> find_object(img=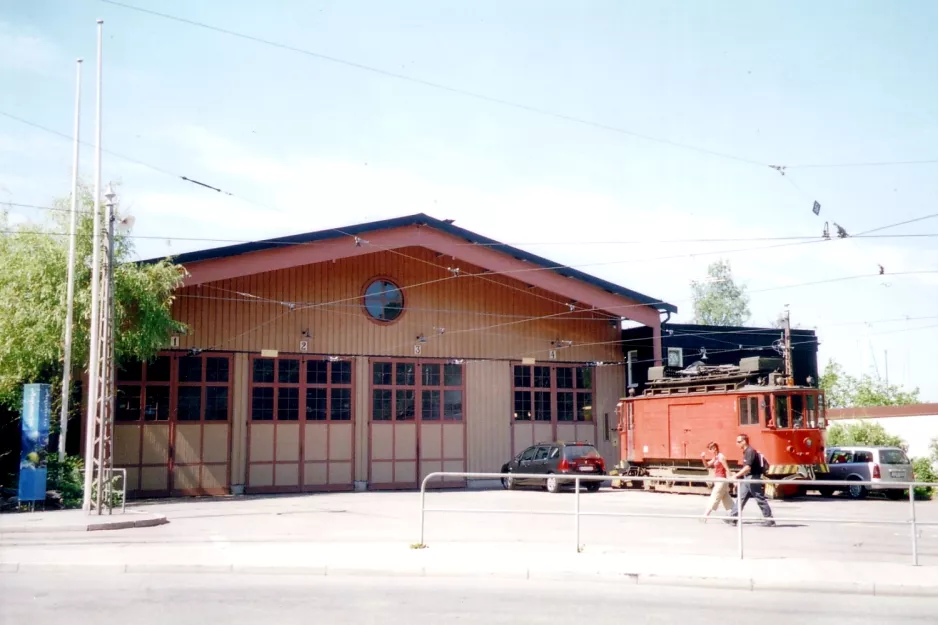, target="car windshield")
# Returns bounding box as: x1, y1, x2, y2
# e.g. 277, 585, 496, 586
879, 449, 911, 465
563, 445, 601, 460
